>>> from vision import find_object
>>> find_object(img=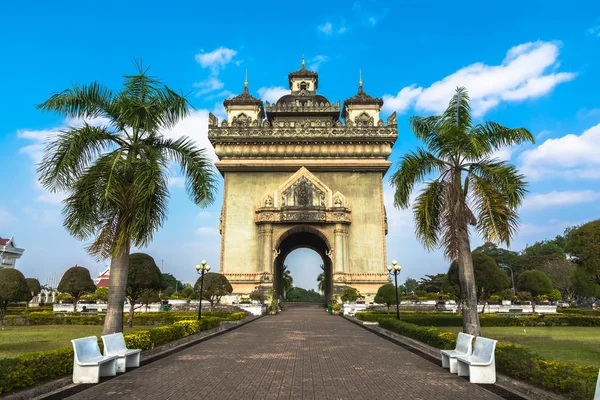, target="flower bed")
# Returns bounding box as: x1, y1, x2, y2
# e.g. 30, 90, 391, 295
3, 311, 246, 326
0, 317, 221, 395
